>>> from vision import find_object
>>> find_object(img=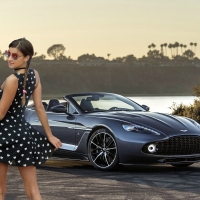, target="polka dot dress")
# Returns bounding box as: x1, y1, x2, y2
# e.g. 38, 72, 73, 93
0, 68, 54, 167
